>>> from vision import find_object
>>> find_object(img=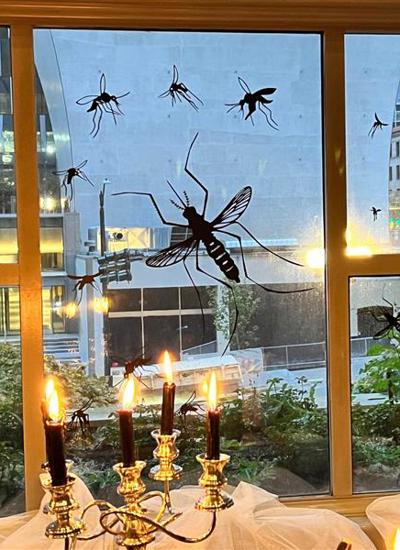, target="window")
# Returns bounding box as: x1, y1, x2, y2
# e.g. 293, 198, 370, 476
33, 29, 327, 498
4, 3, 400, 515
